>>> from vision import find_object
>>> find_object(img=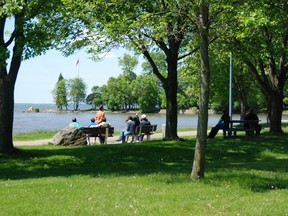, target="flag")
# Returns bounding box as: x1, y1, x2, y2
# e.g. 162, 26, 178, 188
76, 59, 79, 66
